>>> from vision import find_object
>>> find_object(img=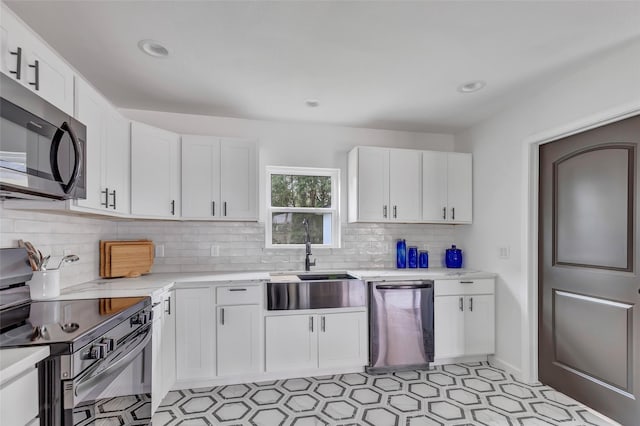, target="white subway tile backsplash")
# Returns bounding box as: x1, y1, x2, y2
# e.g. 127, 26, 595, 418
1, 203, 457, 284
